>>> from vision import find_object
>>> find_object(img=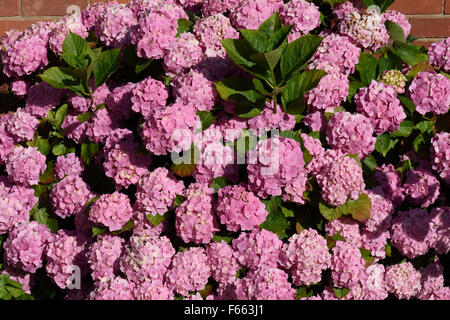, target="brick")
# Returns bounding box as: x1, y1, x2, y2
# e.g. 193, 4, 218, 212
409, 17, 450, 38
0, 19, 55, 35
22, 0, 89, 16
413, 39, 445, 47
0, 0, 20, 17
446, 0, 450, 14
91, 0, 129, 3
390, 0, 443, 15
